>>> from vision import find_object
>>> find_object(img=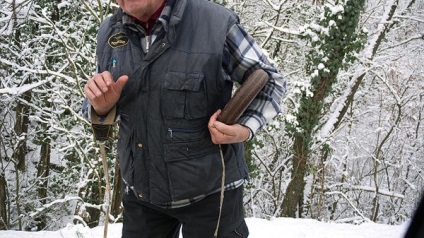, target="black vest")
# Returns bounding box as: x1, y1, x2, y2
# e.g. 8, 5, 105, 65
96, 0, 248, 205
